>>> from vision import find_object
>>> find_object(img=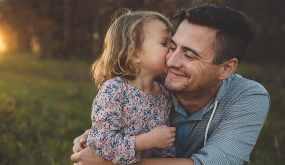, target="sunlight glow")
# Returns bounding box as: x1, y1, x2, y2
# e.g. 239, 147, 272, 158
0, 37, 6, 52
